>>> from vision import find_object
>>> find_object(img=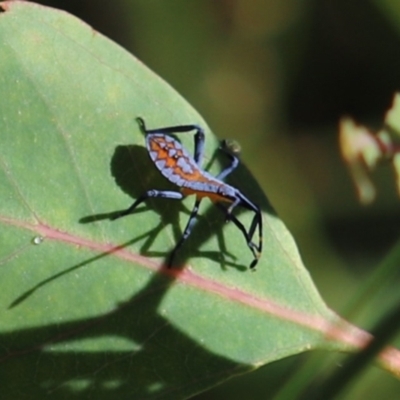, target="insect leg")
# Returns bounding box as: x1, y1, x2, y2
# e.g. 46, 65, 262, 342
167, 198, 202, 267
137, 117, 205, 166
217, 199, 263, 269
215, 141, 239, 181
111, 190, 183, 220
217, 206, 257, 268
237, 193, 263, 267
246, 212, 263, 269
